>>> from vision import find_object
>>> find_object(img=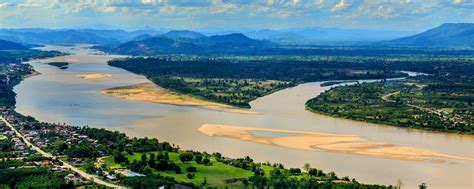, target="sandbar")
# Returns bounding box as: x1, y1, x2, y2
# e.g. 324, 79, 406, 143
100, 83, 260, 115
198, 124, 473, 162
31, 54, 123, 64
77, 73, 112, 79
